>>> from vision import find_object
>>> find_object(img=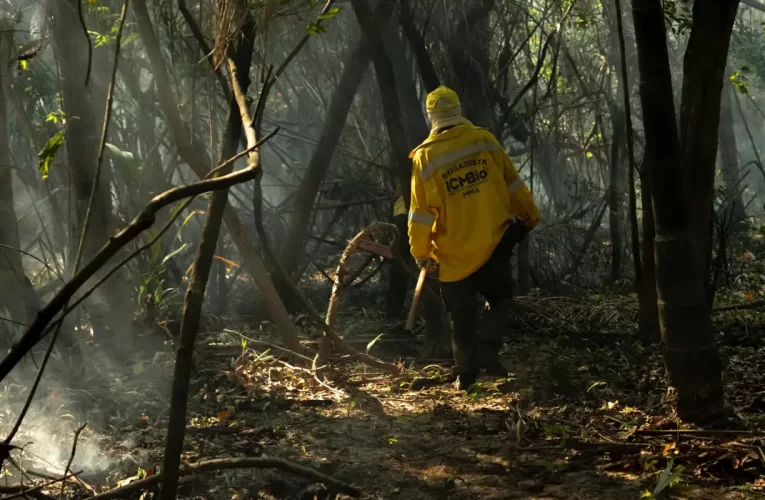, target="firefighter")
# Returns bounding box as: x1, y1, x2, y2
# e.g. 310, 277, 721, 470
386, 186, 409, 320
407, 86, 540, 391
